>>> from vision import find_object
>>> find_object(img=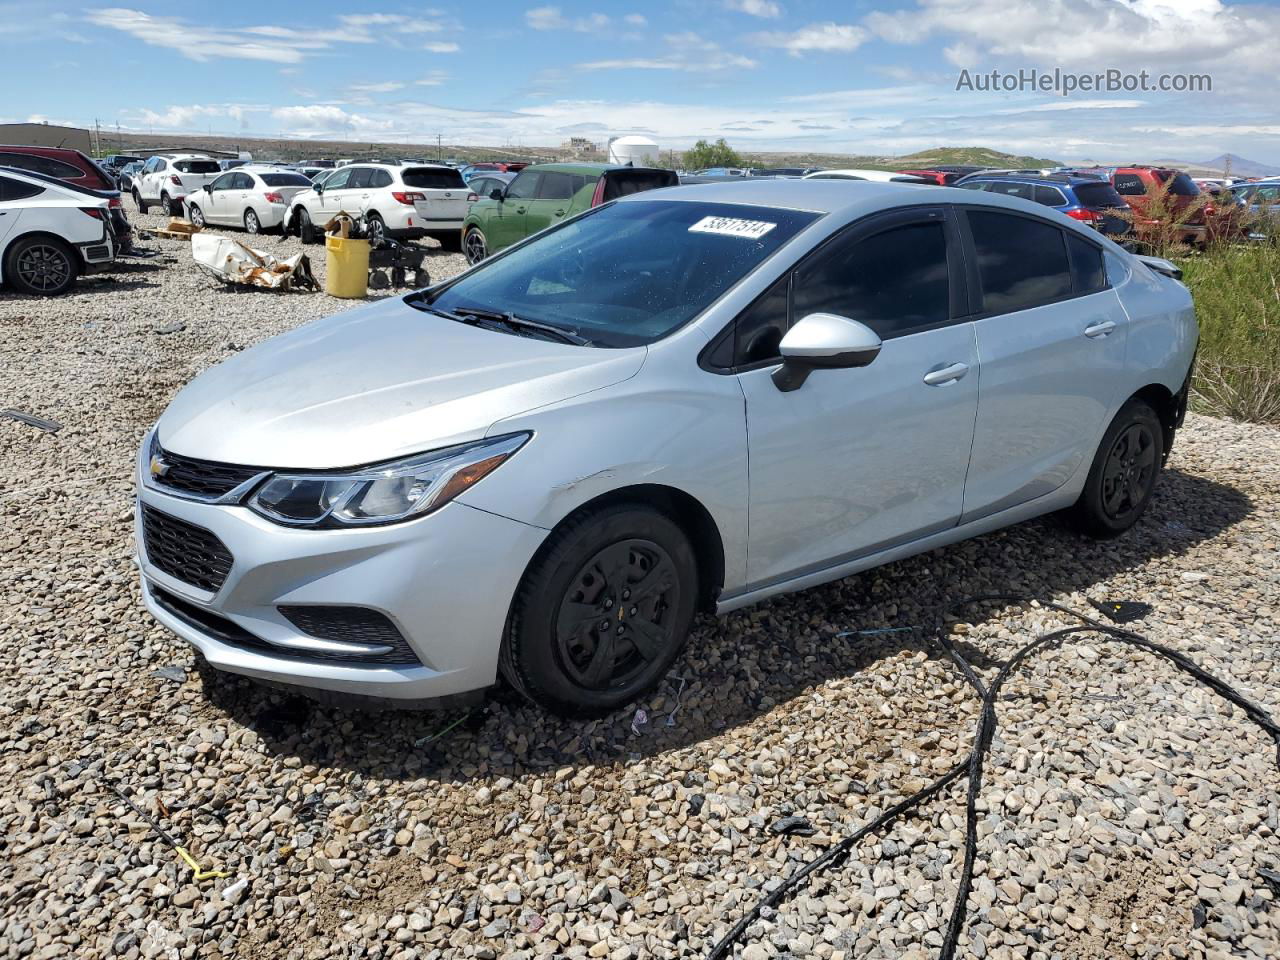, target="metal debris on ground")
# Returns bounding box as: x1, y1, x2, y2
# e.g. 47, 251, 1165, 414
631, 708, 649, 736
1088, 599, 1154, 624
413, 708, 477, 748
769, 815, 817, 837
107, 783, 230, 882
666, 676, 687, 726
836, 625, 916, 638
192, 233, 317, 291
1, 410, 62, 433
